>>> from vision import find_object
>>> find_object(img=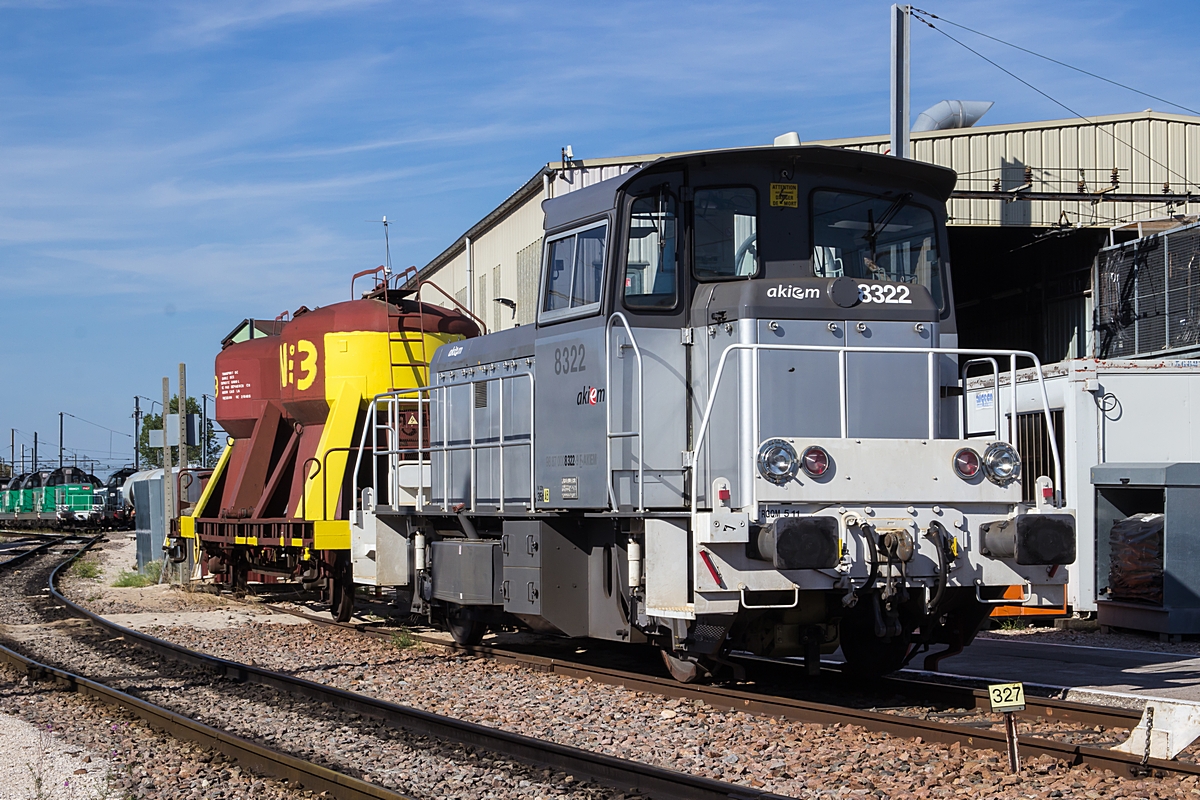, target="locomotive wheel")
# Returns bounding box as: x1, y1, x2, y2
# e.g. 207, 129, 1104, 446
839, 629, 909, 676
660, 650, 704, 683
838, 610, 911, 676
446, 605, 486, 646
